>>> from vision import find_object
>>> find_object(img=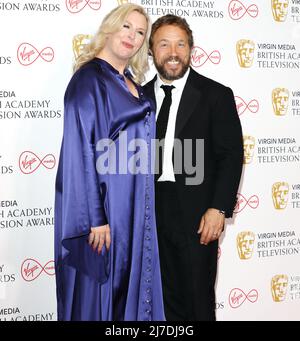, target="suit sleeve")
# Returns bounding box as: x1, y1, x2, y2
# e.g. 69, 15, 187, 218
54, 71, 109, 283
210, 86, 244, 218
